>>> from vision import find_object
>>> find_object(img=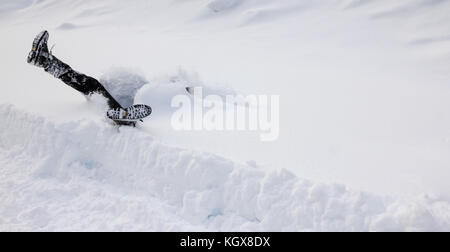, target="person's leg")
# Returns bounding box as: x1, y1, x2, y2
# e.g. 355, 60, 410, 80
57, 68, 123, 109
27, 31, 122, 109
